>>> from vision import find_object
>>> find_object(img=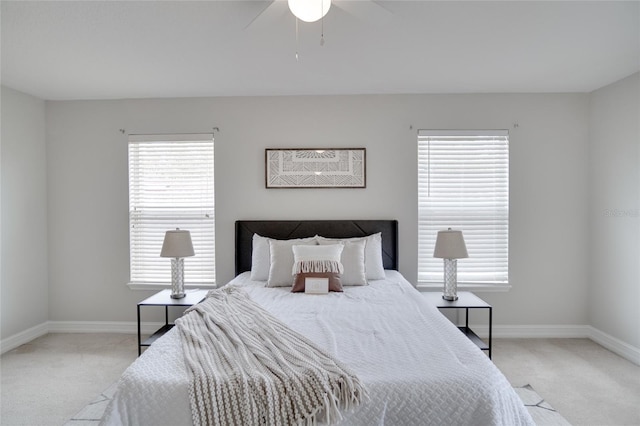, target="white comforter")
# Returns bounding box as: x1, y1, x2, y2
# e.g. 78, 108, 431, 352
102, 271, 533, 426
